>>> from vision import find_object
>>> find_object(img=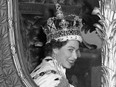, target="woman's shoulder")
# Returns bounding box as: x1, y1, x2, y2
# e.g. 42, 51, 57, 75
30, 56, 73, 87
30, 57, 63, 87
30, 56, 57, 78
